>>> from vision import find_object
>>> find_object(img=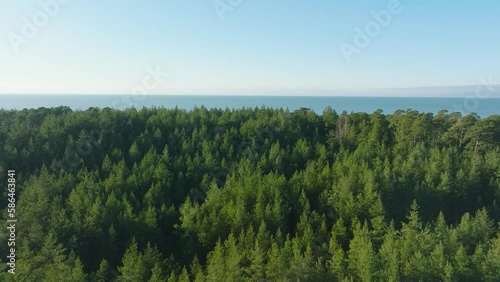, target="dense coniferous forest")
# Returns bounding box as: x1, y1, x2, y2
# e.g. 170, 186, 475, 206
1, 106, 500, 281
